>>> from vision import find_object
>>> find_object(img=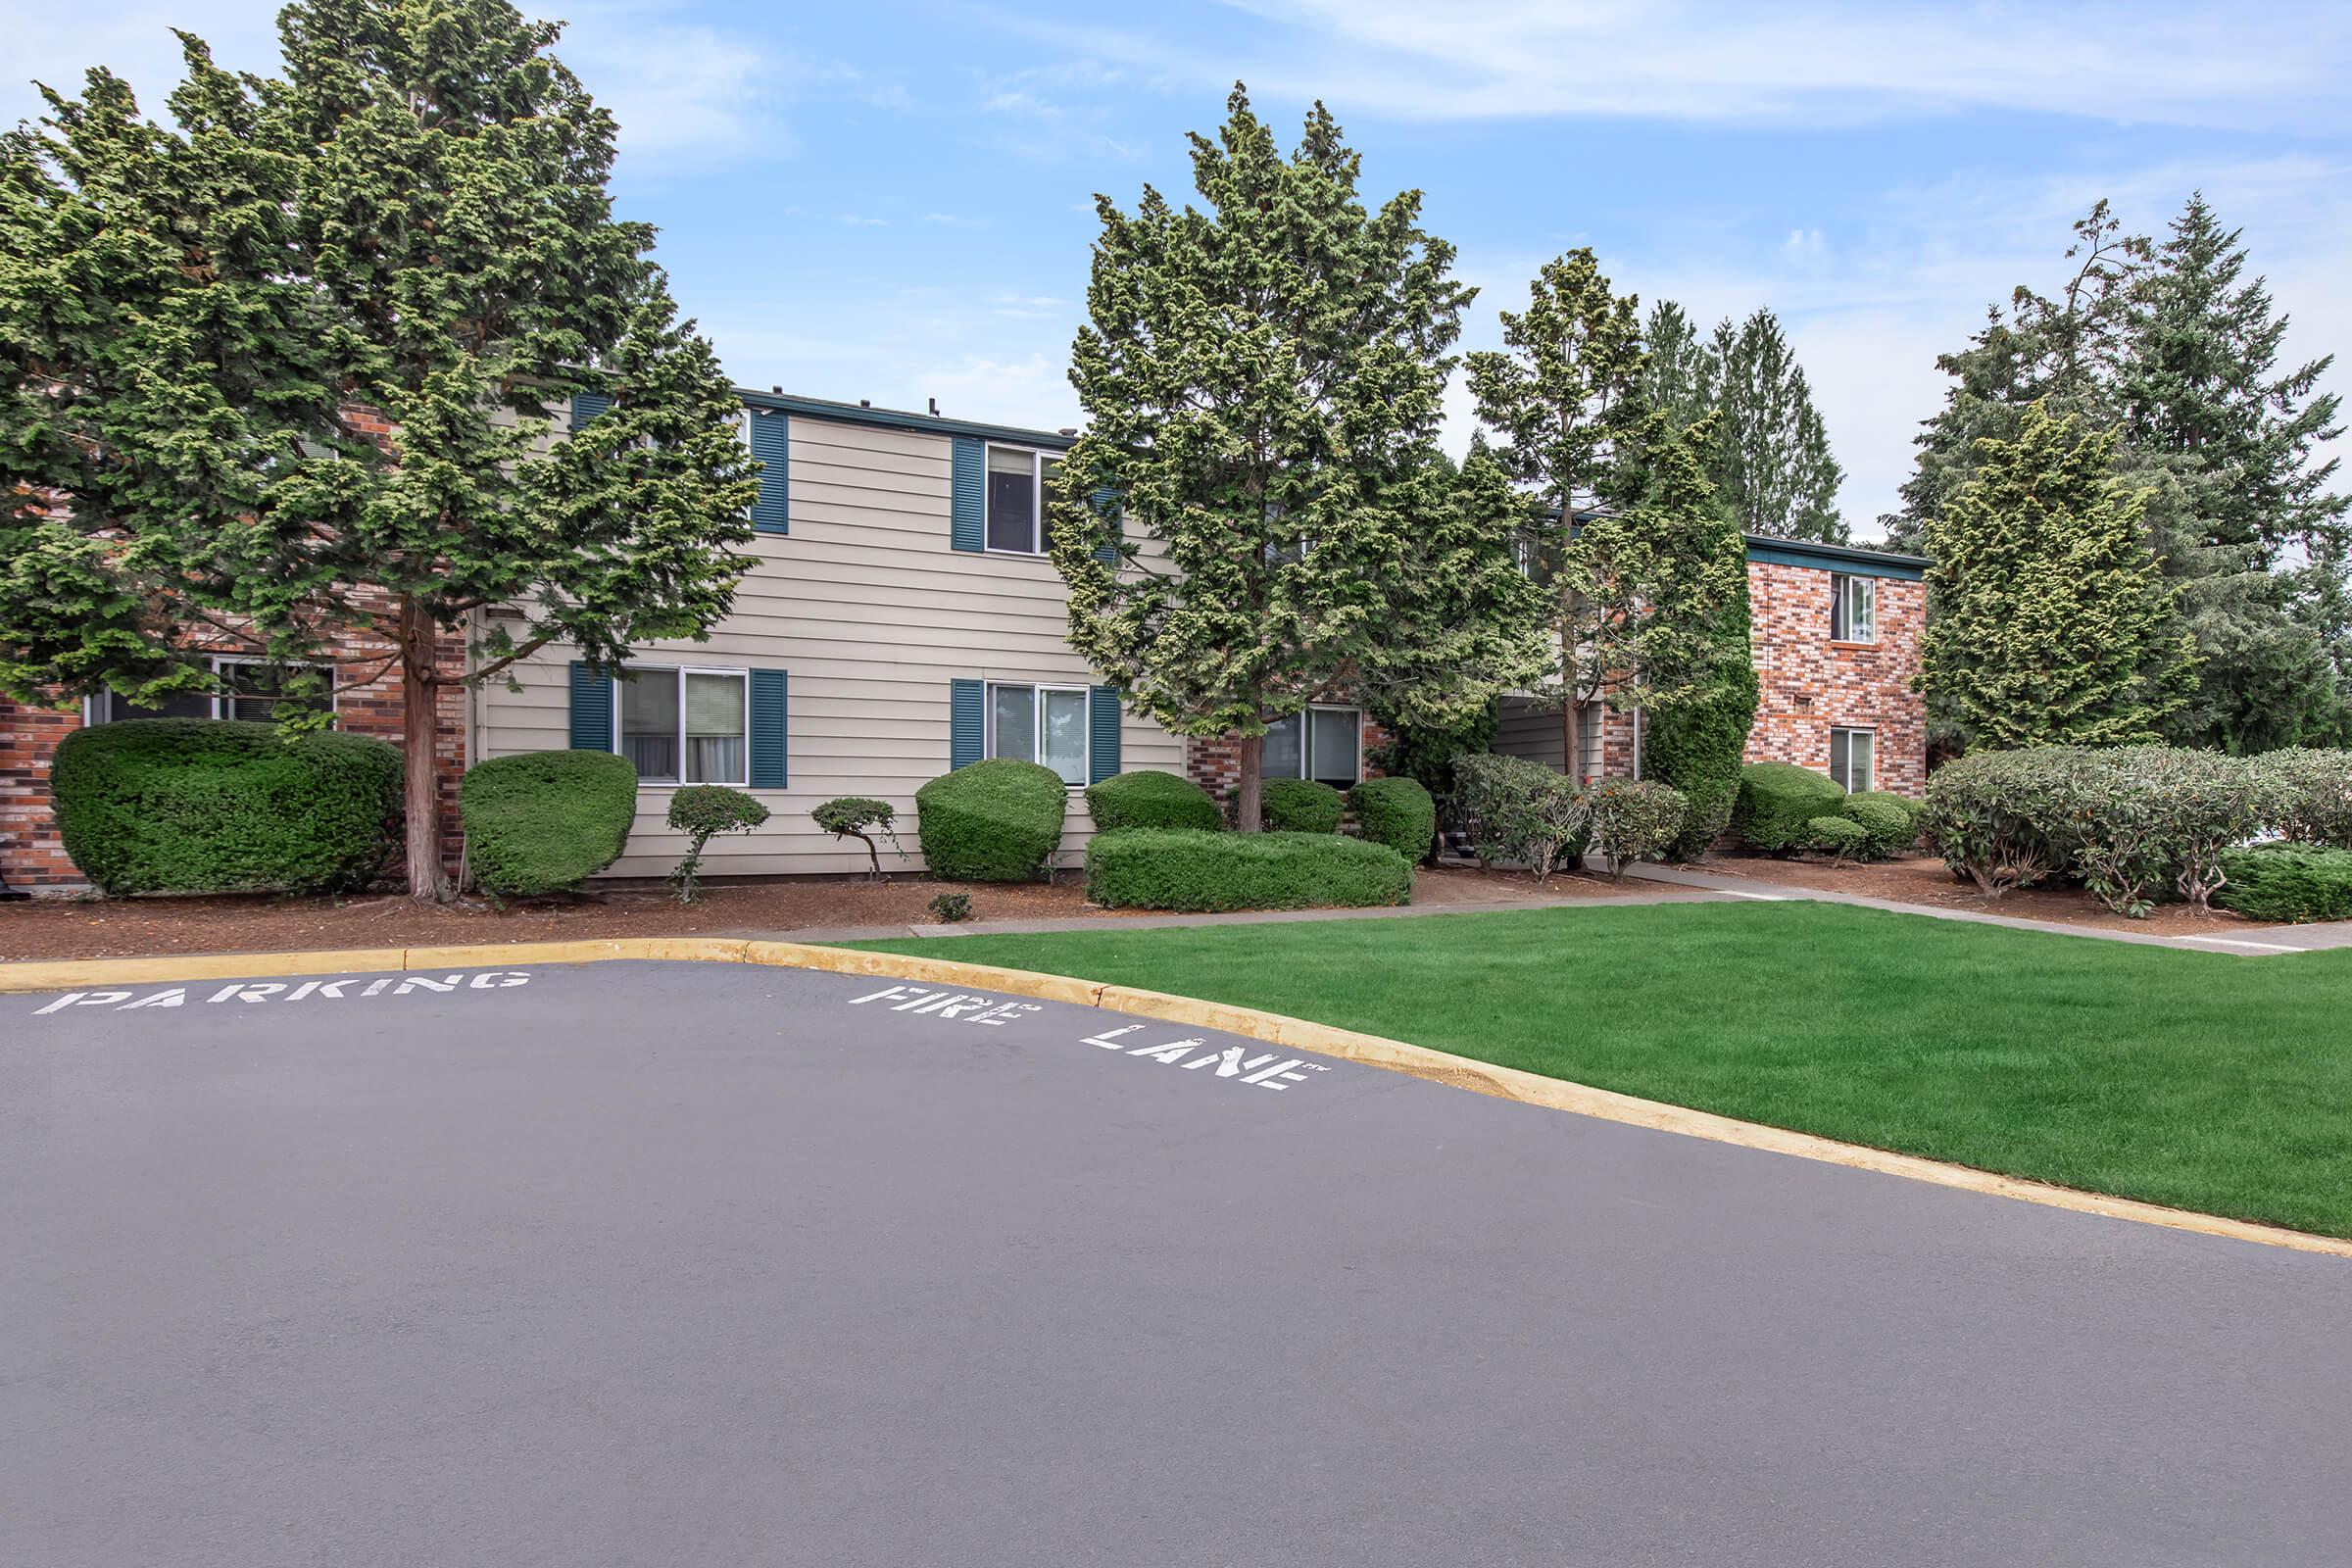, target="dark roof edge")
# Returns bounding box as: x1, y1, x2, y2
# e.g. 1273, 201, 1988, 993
737, 389, 1078, 450
1742, 533, 1929, 577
